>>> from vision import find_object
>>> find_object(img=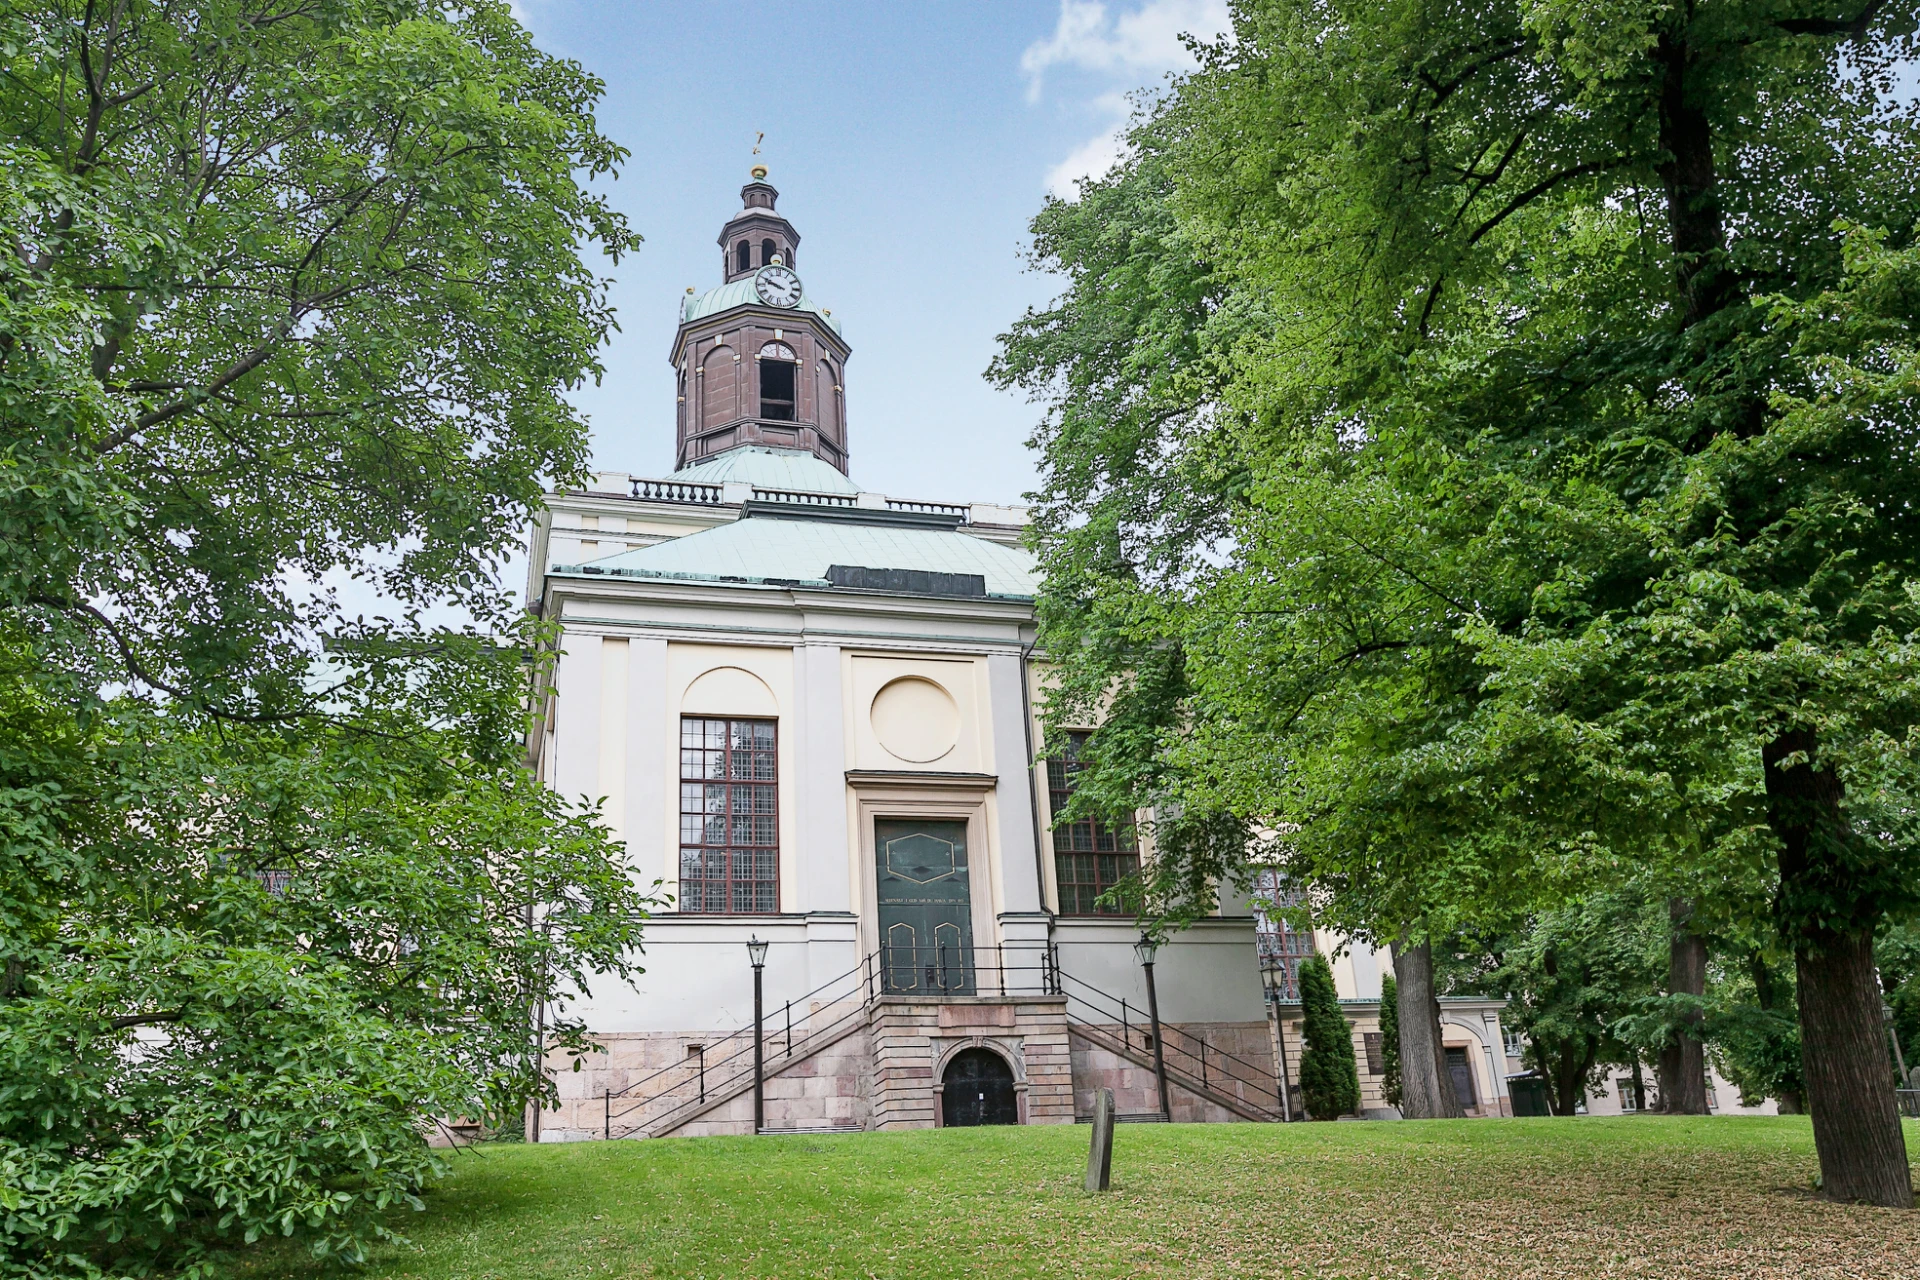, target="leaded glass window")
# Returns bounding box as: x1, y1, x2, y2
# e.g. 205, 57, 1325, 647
1253, 868, 1313, 999
1046, 730, 1139, 916
678, 717, 778, 913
